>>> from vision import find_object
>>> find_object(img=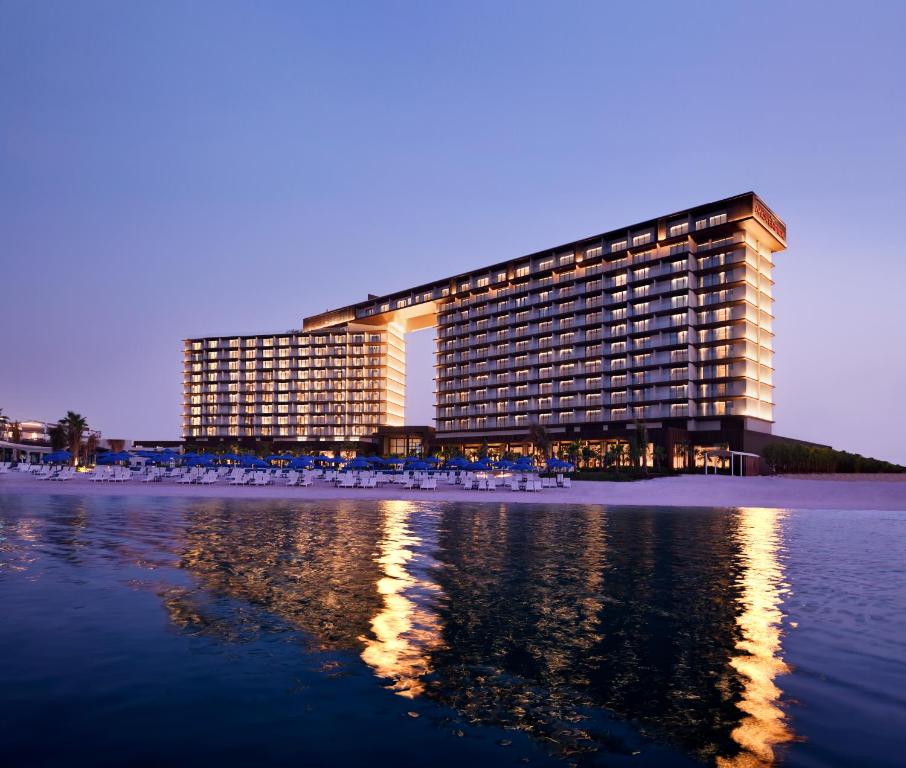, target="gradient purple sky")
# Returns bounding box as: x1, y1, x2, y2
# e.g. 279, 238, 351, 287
2, 2, 905, 462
